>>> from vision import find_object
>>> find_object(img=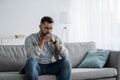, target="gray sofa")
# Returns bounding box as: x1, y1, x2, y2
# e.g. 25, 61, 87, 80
0, 42, 120, 80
